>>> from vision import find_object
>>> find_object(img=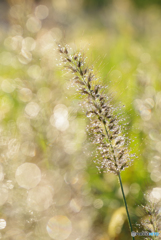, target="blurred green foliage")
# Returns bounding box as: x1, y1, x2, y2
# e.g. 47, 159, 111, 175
83, 0, 112, 10
82, 0, 161, 9
133, 0, 161, 8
